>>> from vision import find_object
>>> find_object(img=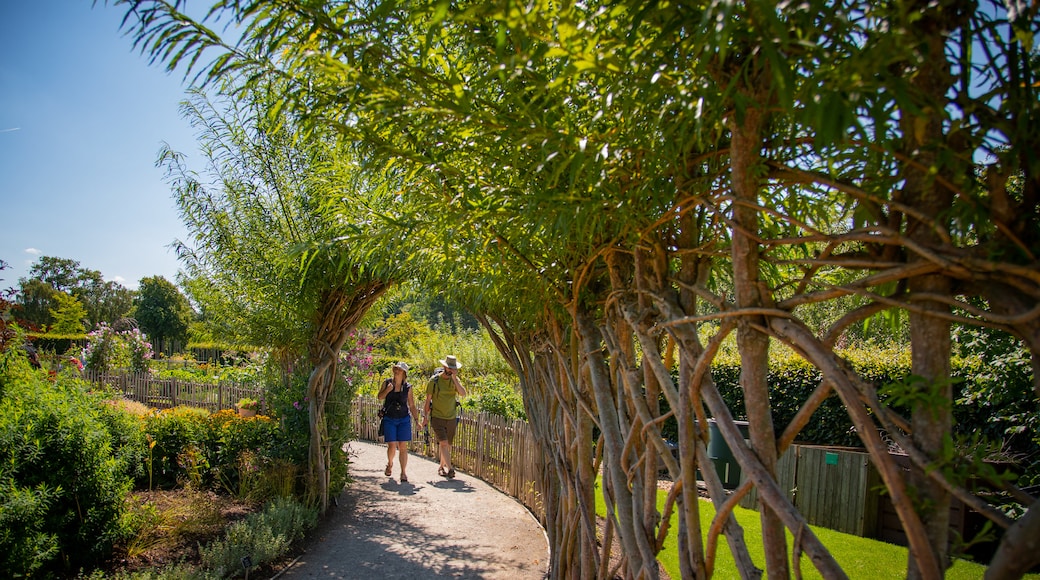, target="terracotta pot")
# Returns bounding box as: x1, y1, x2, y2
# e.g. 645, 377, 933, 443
238, 407, 257, 418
